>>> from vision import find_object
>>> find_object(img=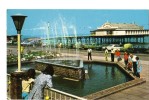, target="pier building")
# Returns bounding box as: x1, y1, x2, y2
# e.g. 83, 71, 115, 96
46, 22, 149, 49
89, 22, 149, 45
